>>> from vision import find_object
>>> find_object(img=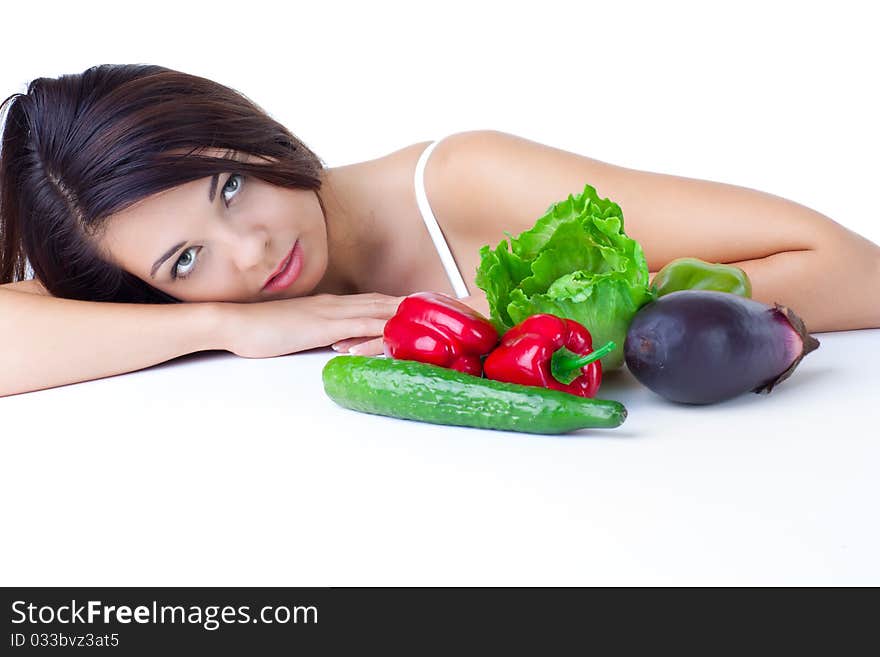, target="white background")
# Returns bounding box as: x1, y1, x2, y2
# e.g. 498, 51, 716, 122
1, 0, 878, 586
